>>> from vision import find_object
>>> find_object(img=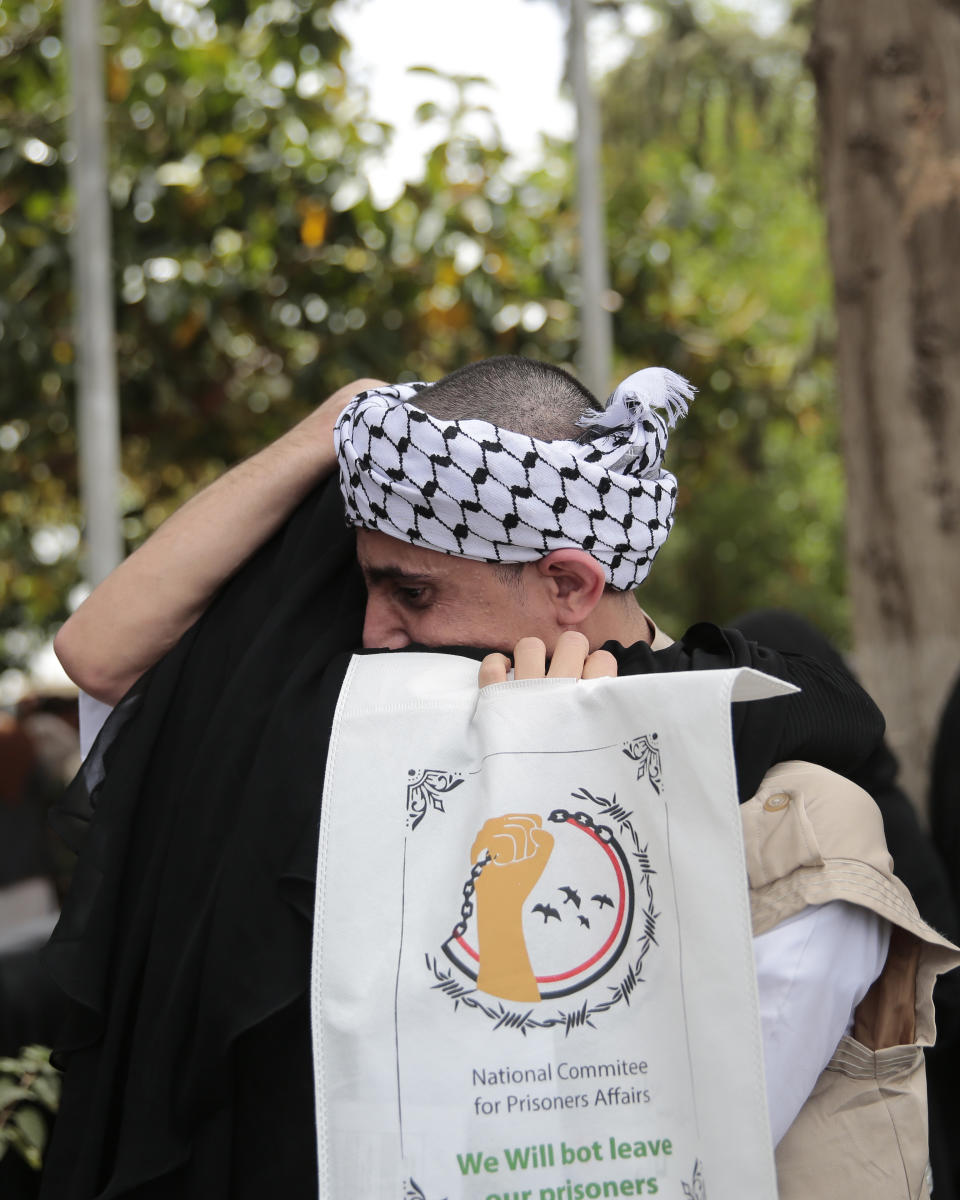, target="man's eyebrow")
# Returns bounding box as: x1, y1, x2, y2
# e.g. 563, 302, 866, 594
361, 565, 434, 585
